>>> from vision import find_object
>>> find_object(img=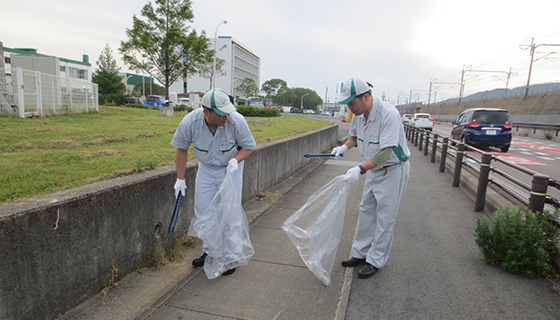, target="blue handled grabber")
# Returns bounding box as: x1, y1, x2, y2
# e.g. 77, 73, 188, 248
168, 192, 182, 233
303, 153, 343, 158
